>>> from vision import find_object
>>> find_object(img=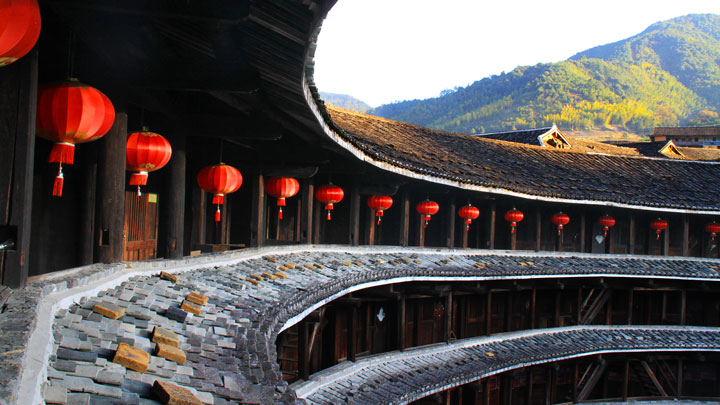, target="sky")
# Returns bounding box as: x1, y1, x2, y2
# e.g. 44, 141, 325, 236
313, 0, 720, 107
